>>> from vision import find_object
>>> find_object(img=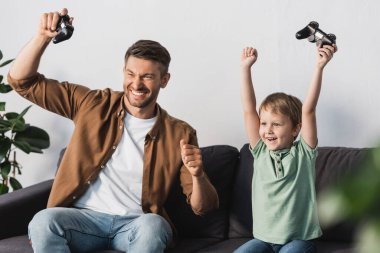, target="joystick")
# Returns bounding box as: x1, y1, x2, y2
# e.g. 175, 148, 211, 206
53, 15, 74, 44
296, 21, 336, 46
